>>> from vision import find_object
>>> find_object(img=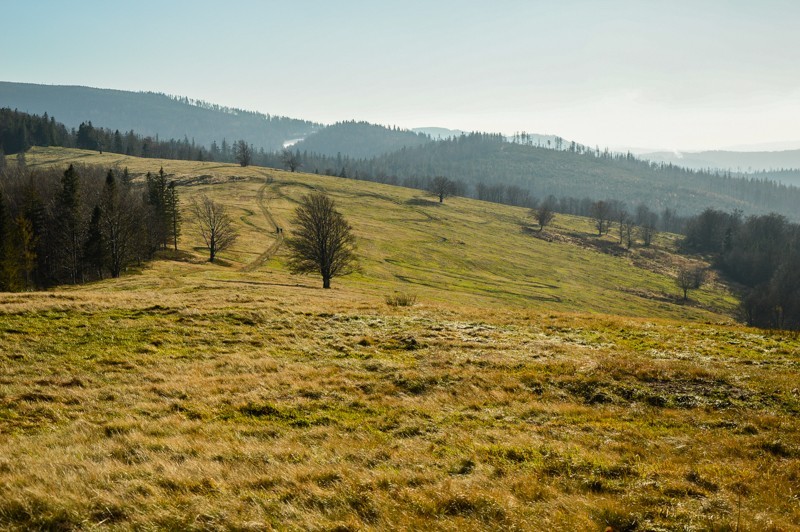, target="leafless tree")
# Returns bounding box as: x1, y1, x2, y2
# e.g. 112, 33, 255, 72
676, 265, 706, 300
620, 213, 636, 249
636, 204, 659, 246
428, 175, 455, 203
282, 149, 301, 172
234, 140, 252, 167
532, 195, 557, 231
100, 170, 140, 277
286, 192, 357, 288
190, 194, 238, 262
590, 200, 612, 236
